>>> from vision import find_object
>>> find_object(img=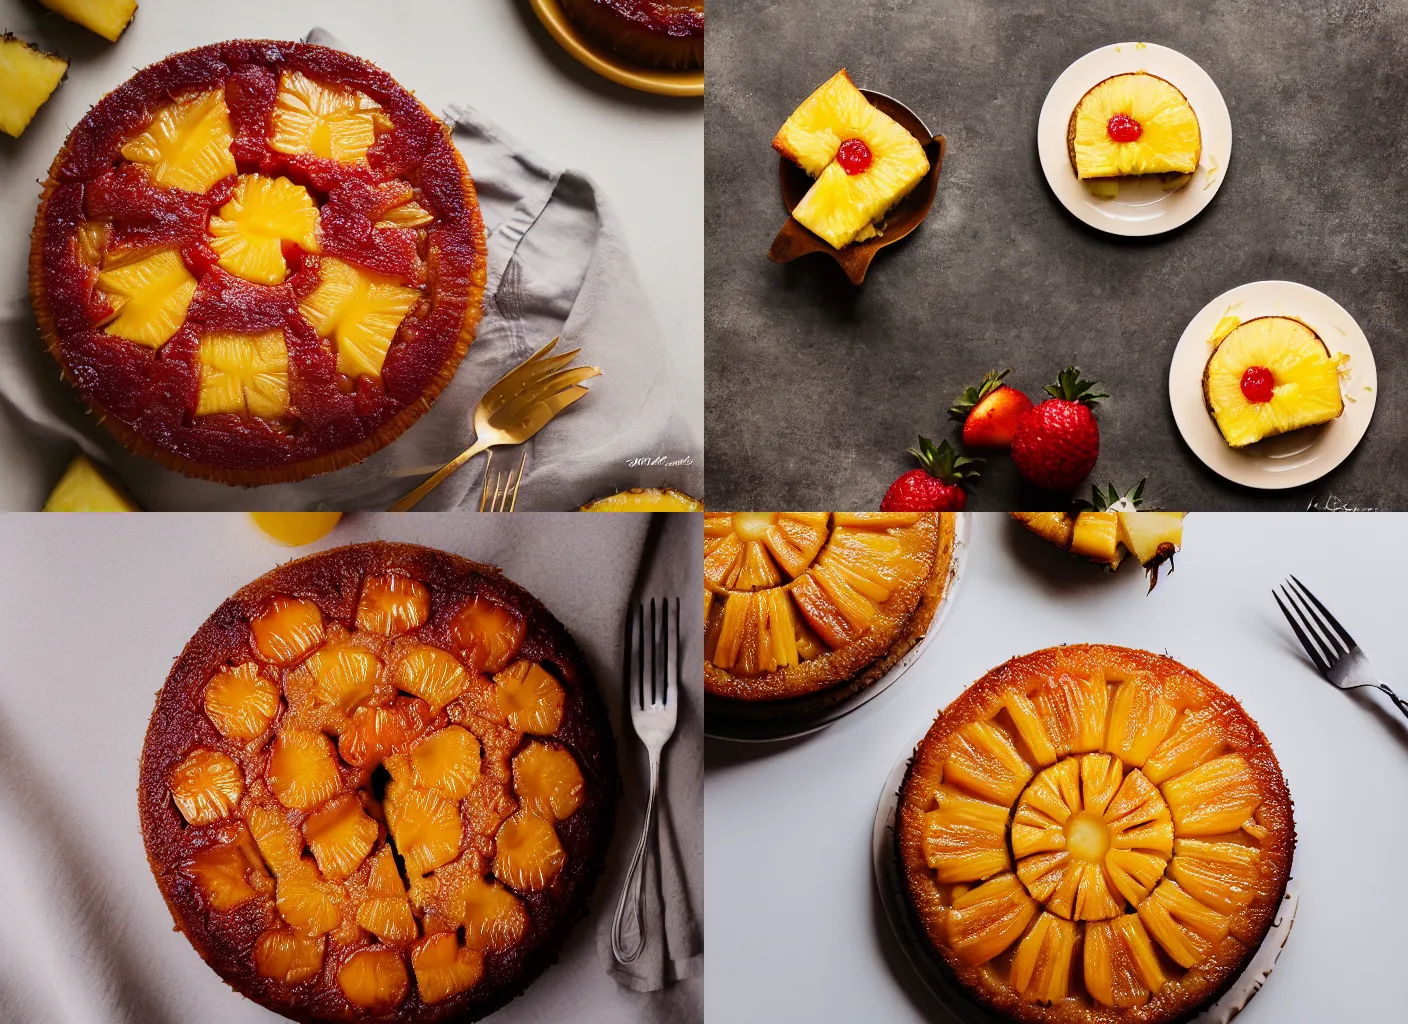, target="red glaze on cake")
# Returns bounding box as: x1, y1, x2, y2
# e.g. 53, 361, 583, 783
30, 41, 488, 486
560, 0, 704, 70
